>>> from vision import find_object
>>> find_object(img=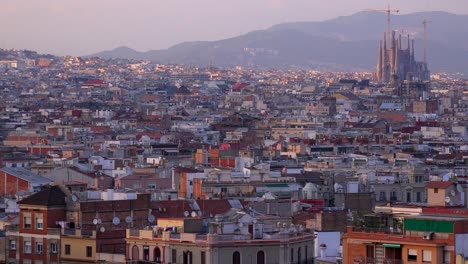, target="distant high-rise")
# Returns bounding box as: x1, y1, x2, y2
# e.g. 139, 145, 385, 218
376, 31, 430, 83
